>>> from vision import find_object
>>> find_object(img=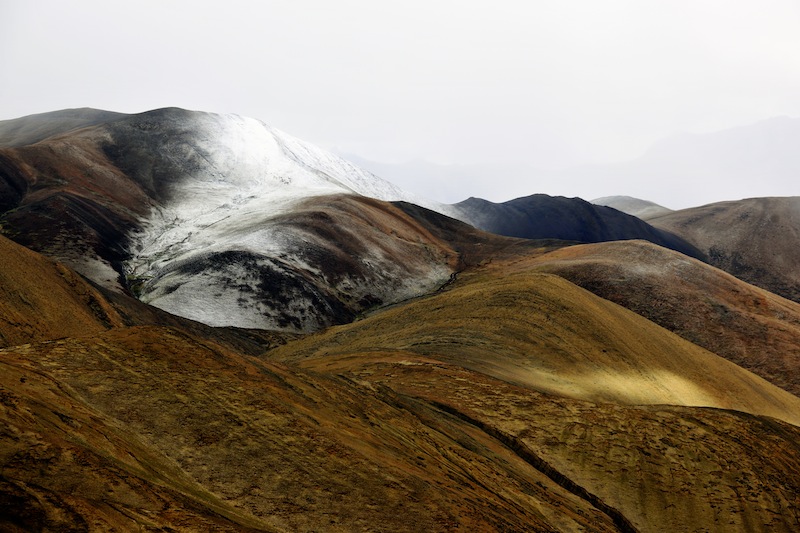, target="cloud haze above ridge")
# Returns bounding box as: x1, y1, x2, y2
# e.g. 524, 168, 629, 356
2, 0, 799, 208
